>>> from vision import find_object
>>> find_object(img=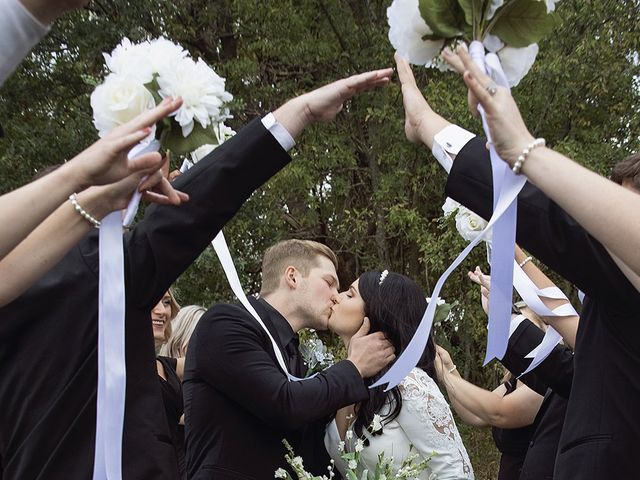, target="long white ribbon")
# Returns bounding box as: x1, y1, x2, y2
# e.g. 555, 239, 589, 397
371, 41, 524, 390
179, 158, 308, 382
93, 139, 159, 480
211, 232, 307, 381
